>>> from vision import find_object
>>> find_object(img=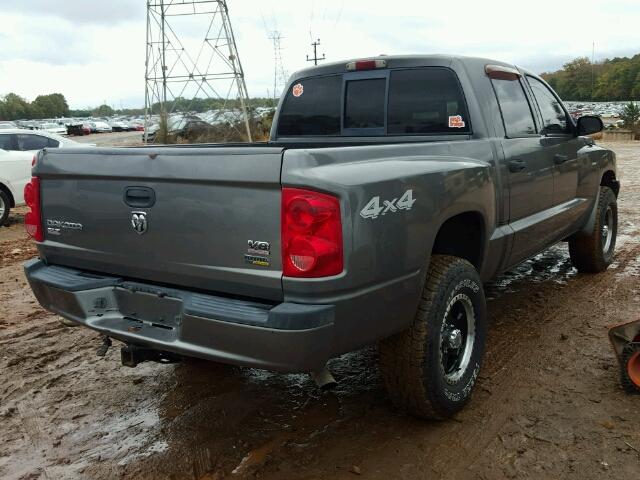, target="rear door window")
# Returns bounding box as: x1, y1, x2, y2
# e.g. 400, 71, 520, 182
277, 75, 342, 136
388, 68, 470, 134
491, 78, 537, 137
